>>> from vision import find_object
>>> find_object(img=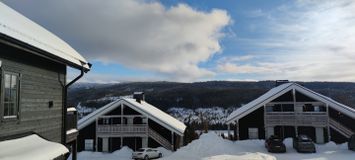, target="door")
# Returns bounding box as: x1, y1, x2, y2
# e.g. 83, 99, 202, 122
248, 128, 259, 139
102, 137, 109, 152
84, 139, 94, 151
316, 127, 324, 143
